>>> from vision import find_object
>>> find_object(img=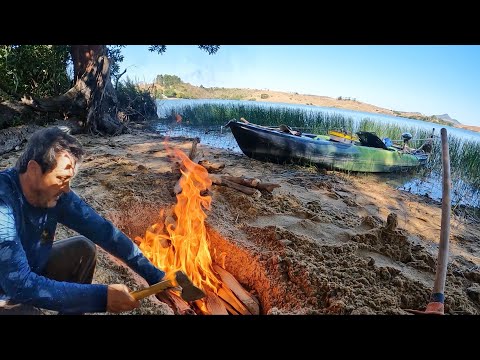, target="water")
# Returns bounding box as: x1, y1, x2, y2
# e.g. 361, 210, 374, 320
154, 99, 480, 208
154, 121, 241, 152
